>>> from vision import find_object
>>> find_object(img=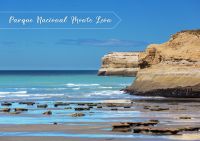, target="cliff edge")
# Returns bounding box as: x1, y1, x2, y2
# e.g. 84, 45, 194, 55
126, 30, 200, 97
98, 52, 140, 76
